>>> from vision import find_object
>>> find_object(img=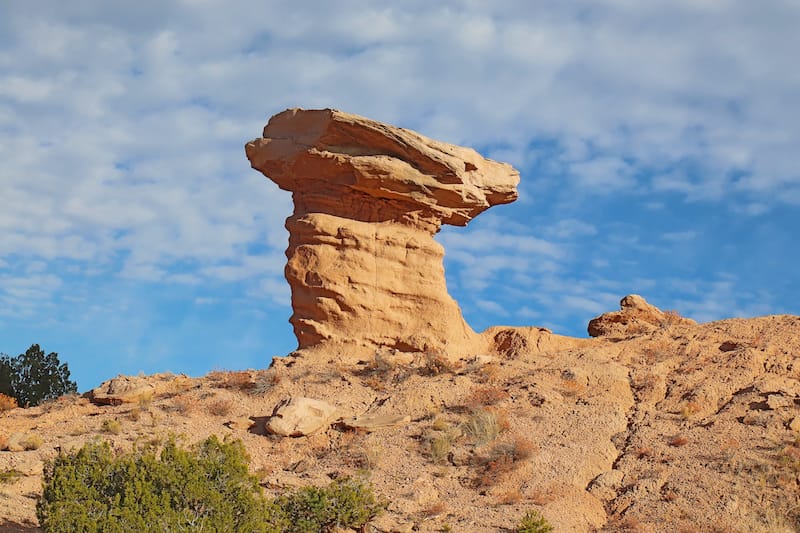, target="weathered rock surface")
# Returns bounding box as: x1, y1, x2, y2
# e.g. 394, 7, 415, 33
246, 108, 519, 357
88, 373, 193, 405
266, 397, 338, 437
587, 294, 696, 337
89, 375, 157, 405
